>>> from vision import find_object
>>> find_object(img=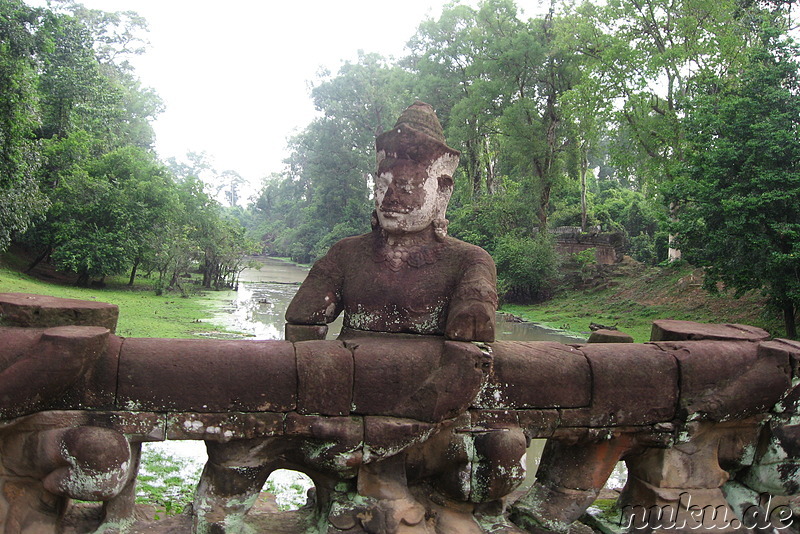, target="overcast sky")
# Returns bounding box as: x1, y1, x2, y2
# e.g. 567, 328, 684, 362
36, 0, 547, 200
